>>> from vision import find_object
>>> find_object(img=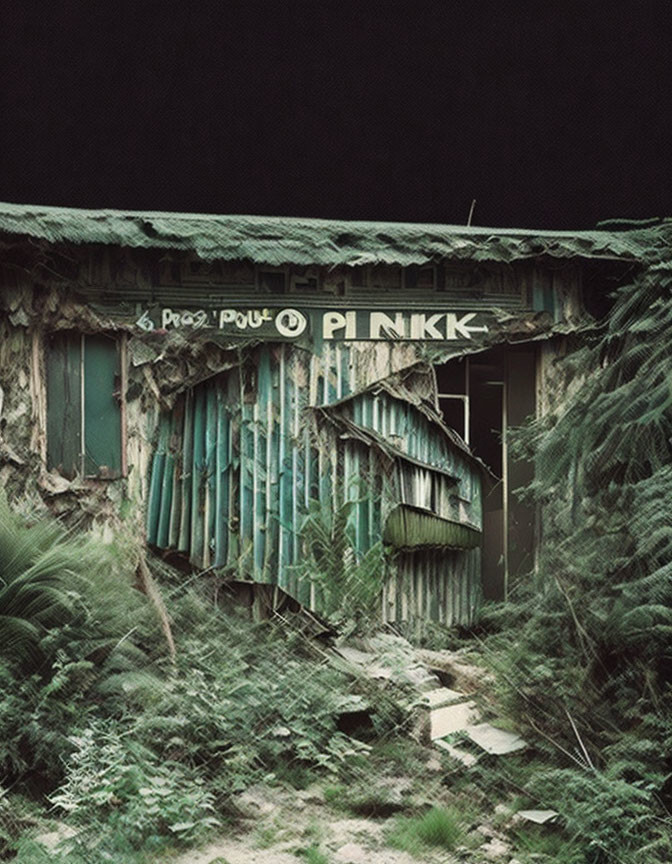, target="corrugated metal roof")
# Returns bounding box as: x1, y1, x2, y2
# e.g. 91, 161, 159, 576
0, 202, 668, 267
